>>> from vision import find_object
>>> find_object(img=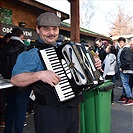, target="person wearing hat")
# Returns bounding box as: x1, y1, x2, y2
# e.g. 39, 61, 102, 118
11, 12, 102, 133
